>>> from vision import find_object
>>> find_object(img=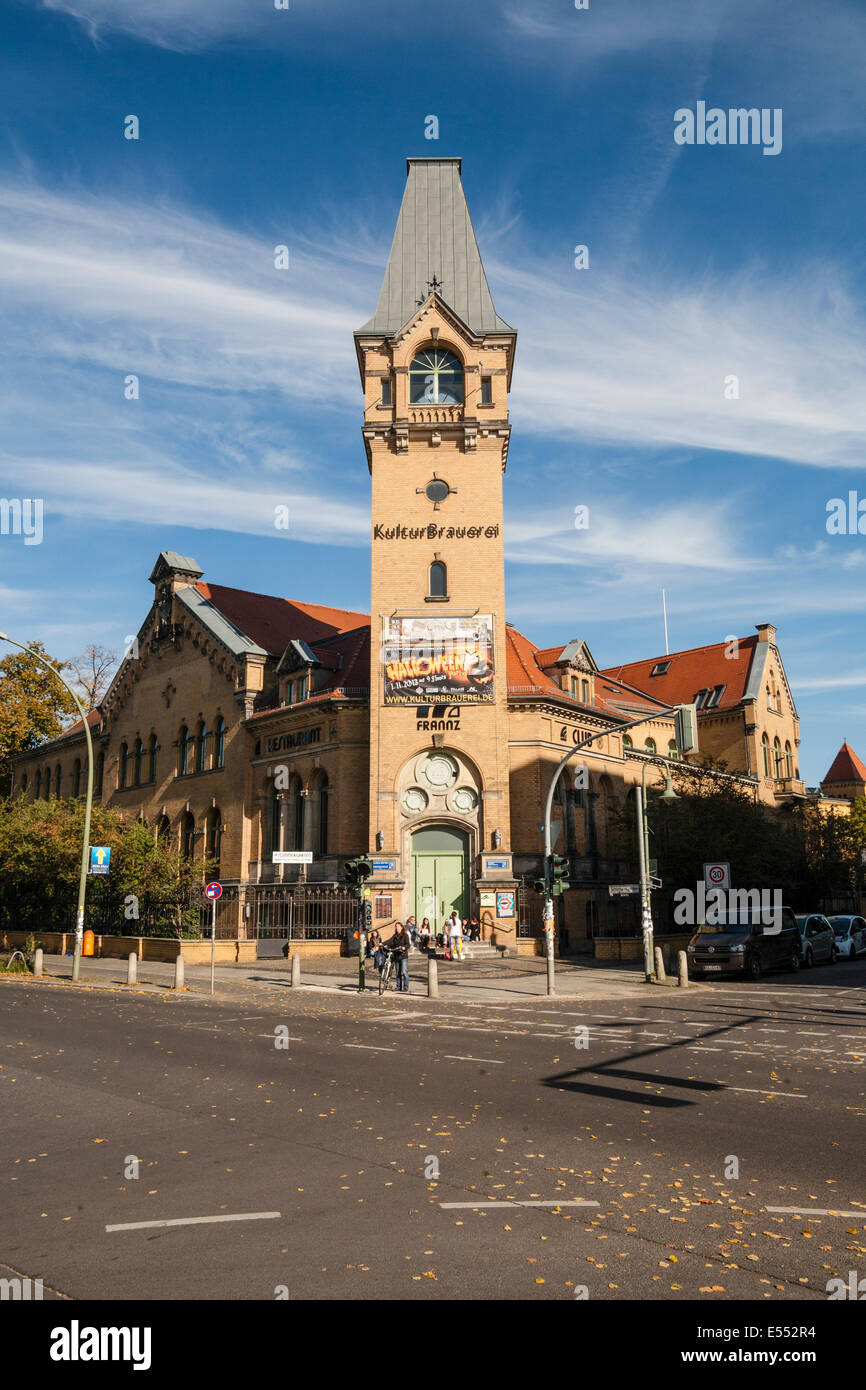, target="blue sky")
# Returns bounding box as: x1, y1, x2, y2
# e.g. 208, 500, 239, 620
1, 0, 865, 785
